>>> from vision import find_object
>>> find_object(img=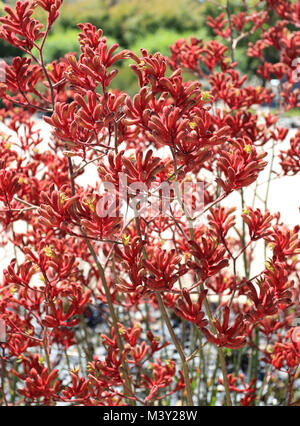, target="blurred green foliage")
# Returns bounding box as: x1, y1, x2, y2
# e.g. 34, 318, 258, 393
39, 29, 119, 64
56, 0, 204, 47
0, 1, 23, 59
129, 27, 209, 57
42, 29, 80, 63
0, 38, 21, 61
0, 0, 287, 85
0, 1, 207, 63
